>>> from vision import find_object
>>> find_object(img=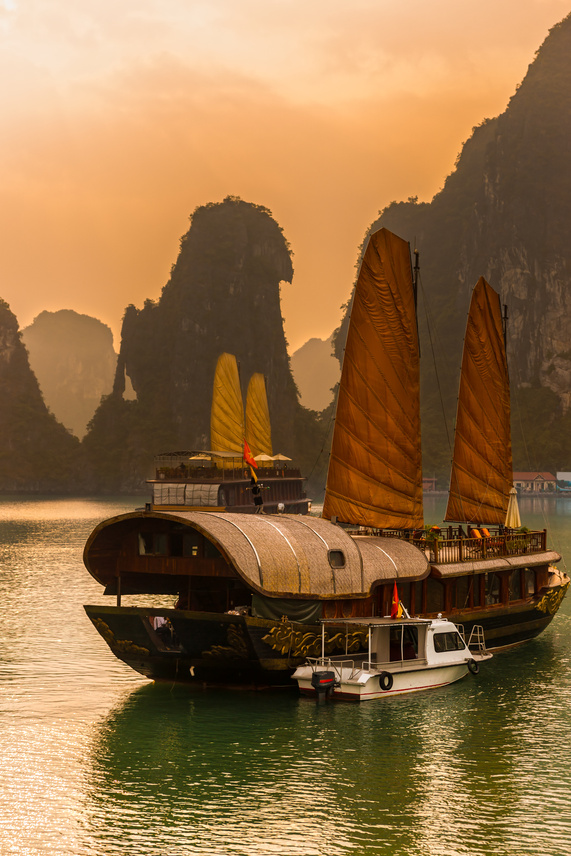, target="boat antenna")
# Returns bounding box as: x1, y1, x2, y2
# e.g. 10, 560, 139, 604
502, 303, 508, 349
413, 247, 420, 311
